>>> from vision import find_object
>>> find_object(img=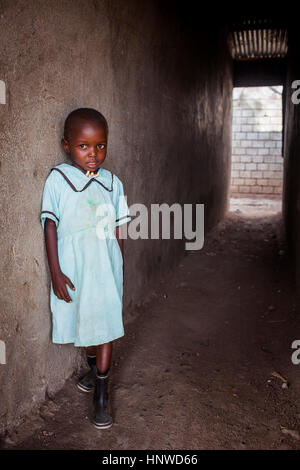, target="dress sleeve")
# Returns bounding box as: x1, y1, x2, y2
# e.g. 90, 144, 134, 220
114, 176, 132, 227
40, 172, 60, 230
